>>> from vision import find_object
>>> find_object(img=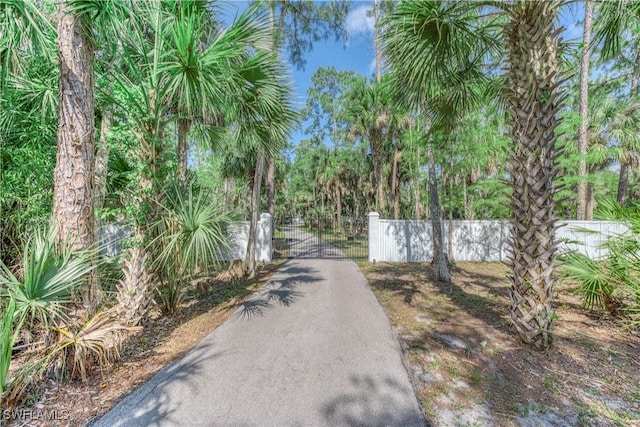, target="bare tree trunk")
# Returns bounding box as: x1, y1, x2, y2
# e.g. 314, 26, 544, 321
413, 178, 421, 219
391, 146, 401, 219
576, 0, 592, 220
177, 118, 191, 183
94, 110, 111, 217
245, 149, 265, 278
585, 182, 595, 220
617, 161, 629, 207
266, 154, 276, 218
427, 145, 450, 283
336, 186, 342, 228
54, 3, 97, 313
